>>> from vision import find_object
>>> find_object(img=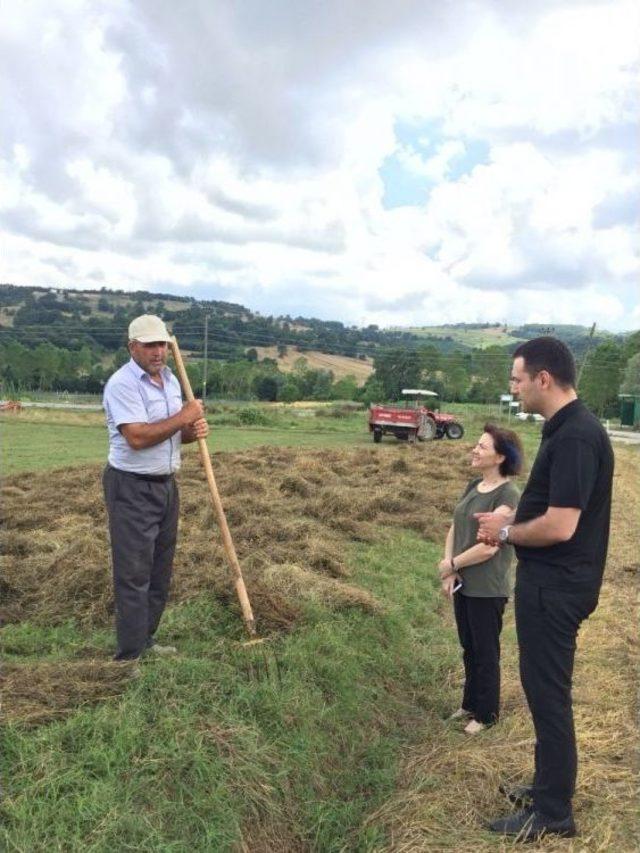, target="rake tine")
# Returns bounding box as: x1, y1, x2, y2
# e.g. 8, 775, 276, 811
240, 637, 280, 687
